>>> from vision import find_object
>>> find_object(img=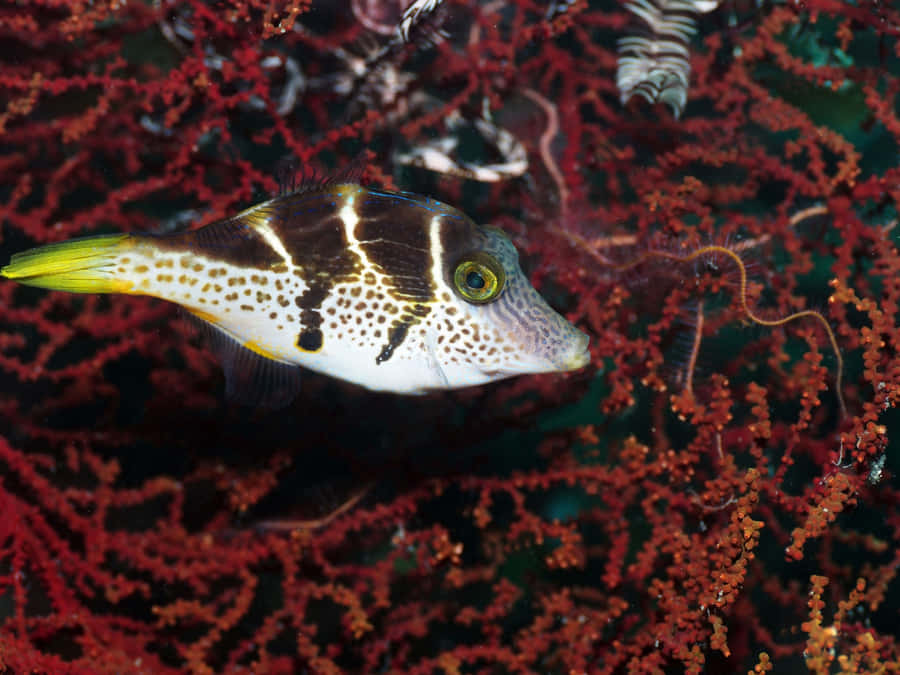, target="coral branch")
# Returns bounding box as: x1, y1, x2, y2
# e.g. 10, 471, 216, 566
1, 0, 898, 672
